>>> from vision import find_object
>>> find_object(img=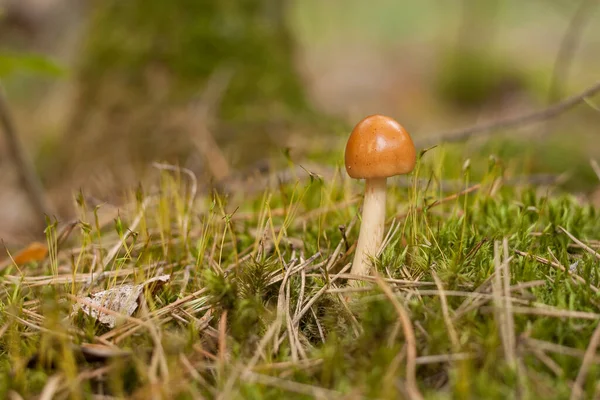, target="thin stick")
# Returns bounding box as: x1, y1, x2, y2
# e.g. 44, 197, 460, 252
416, 80, 600, 148
0, 85, 51, 227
